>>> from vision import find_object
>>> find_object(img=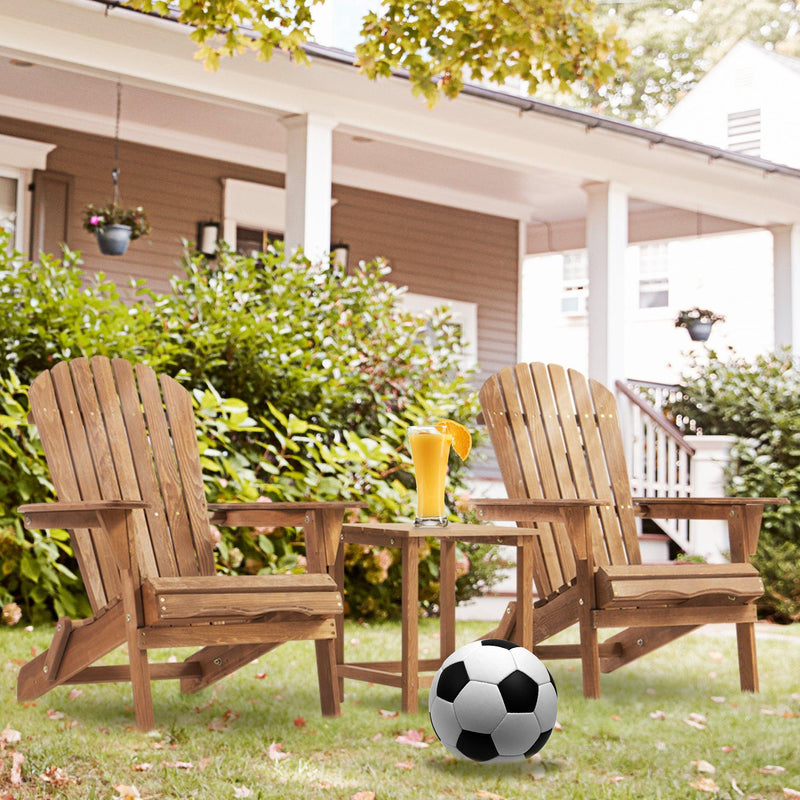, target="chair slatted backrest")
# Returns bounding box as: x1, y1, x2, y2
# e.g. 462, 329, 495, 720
480, 363, 641, 598
28, 356, 216, 613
